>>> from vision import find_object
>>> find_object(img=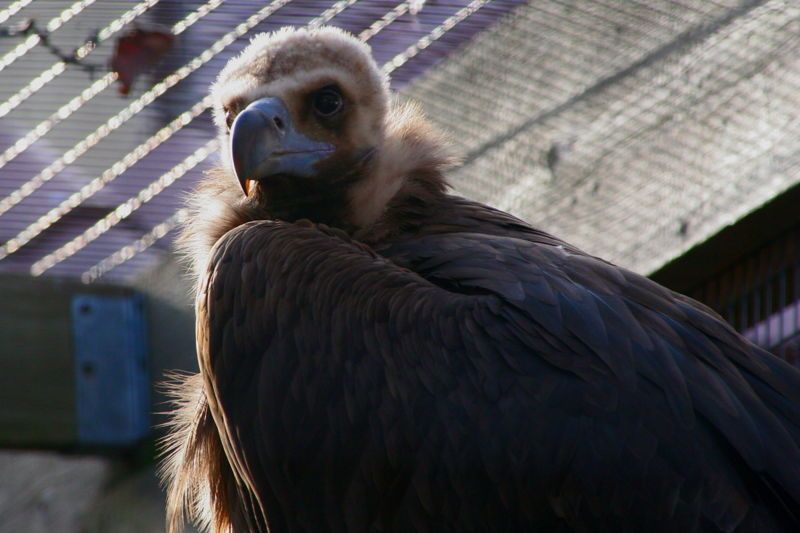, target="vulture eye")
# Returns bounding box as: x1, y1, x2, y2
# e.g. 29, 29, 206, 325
312, 86, 343, 117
